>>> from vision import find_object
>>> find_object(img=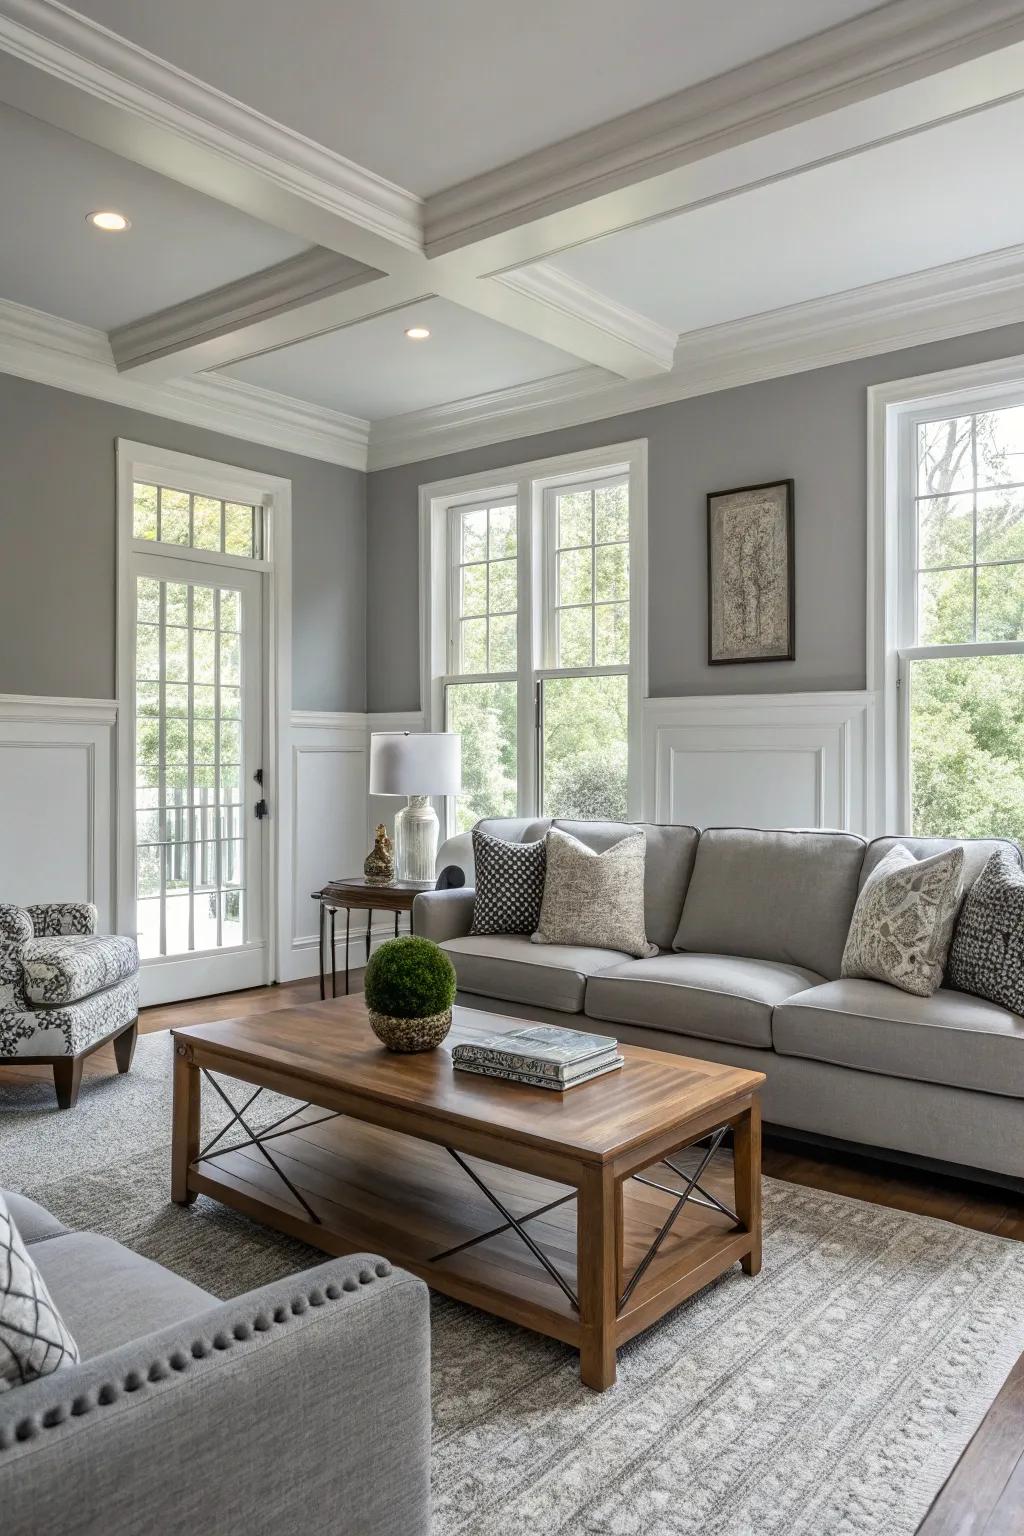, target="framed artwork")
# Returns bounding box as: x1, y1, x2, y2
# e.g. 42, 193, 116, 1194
707, 479, 794, 664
